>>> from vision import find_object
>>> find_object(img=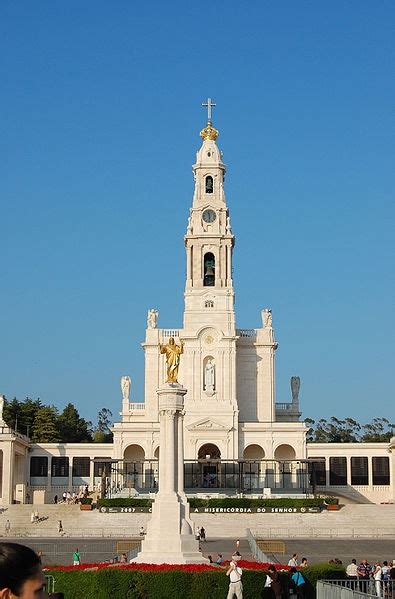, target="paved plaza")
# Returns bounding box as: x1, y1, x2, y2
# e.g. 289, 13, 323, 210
5, 536, 394, 567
